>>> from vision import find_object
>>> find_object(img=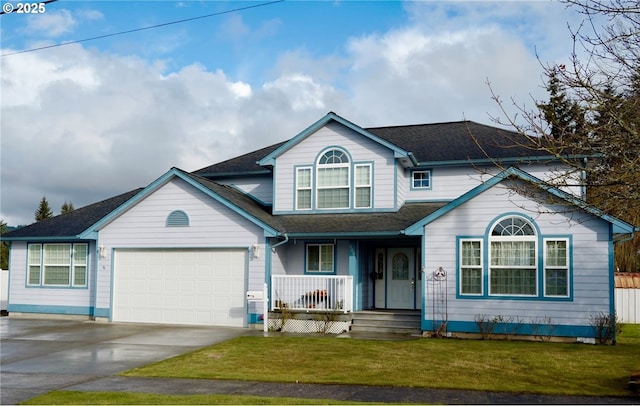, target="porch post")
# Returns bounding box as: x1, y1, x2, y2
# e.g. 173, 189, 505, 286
348, 240, 359, 311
